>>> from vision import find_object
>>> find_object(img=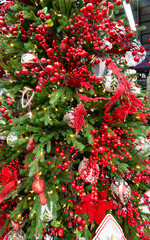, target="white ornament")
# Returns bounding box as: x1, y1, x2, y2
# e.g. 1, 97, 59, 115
21, 53, 37, 67
78, 157, 99, 183
125, 41, 146, 67
130, 82, 141, 95
40, 202, 53, 222
93, 214, 127, 240
101, 38, 112, 50
92, 59, 106, 78
7, 132, 18, 147
0, 88, 7, 96
104, 71, 118, 93
63, 109, 75, 128
139, 190, 150, 219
